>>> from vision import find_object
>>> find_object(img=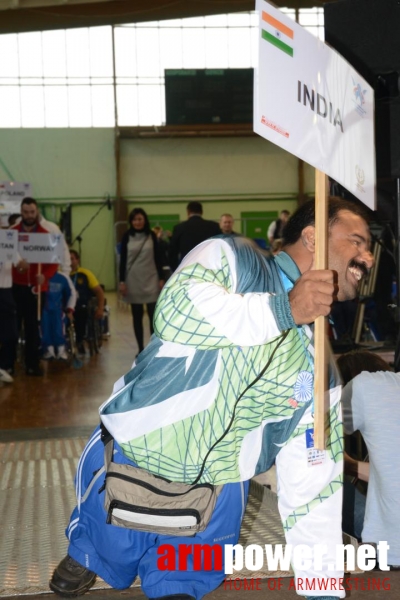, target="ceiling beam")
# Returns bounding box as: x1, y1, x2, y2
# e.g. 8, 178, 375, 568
0, 0, 330, 34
